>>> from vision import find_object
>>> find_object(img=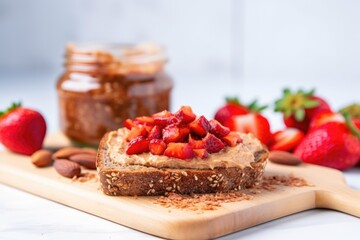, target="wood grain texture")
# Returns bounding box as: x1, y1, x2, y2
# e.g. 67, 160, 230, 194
0, 133, 359, 240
